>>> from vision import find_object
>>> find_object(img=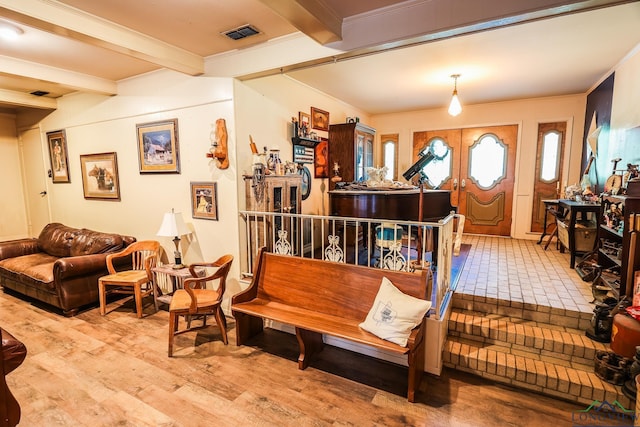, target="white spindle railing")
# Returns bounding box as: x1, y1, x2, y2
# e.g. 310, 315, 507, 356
239, 211, 461, 320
